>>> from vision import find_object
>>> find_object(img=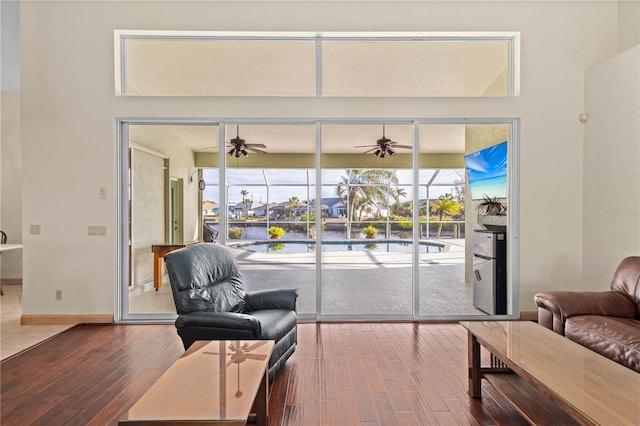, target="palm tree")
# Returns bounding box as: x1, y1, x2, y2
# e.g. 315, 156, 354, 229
335, 170, 401, 237
430, 193, 462, 238
287, 196, 300, 218
392, 186, 407, 202
288, 196, 300, 206
240, 189, 251, 219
